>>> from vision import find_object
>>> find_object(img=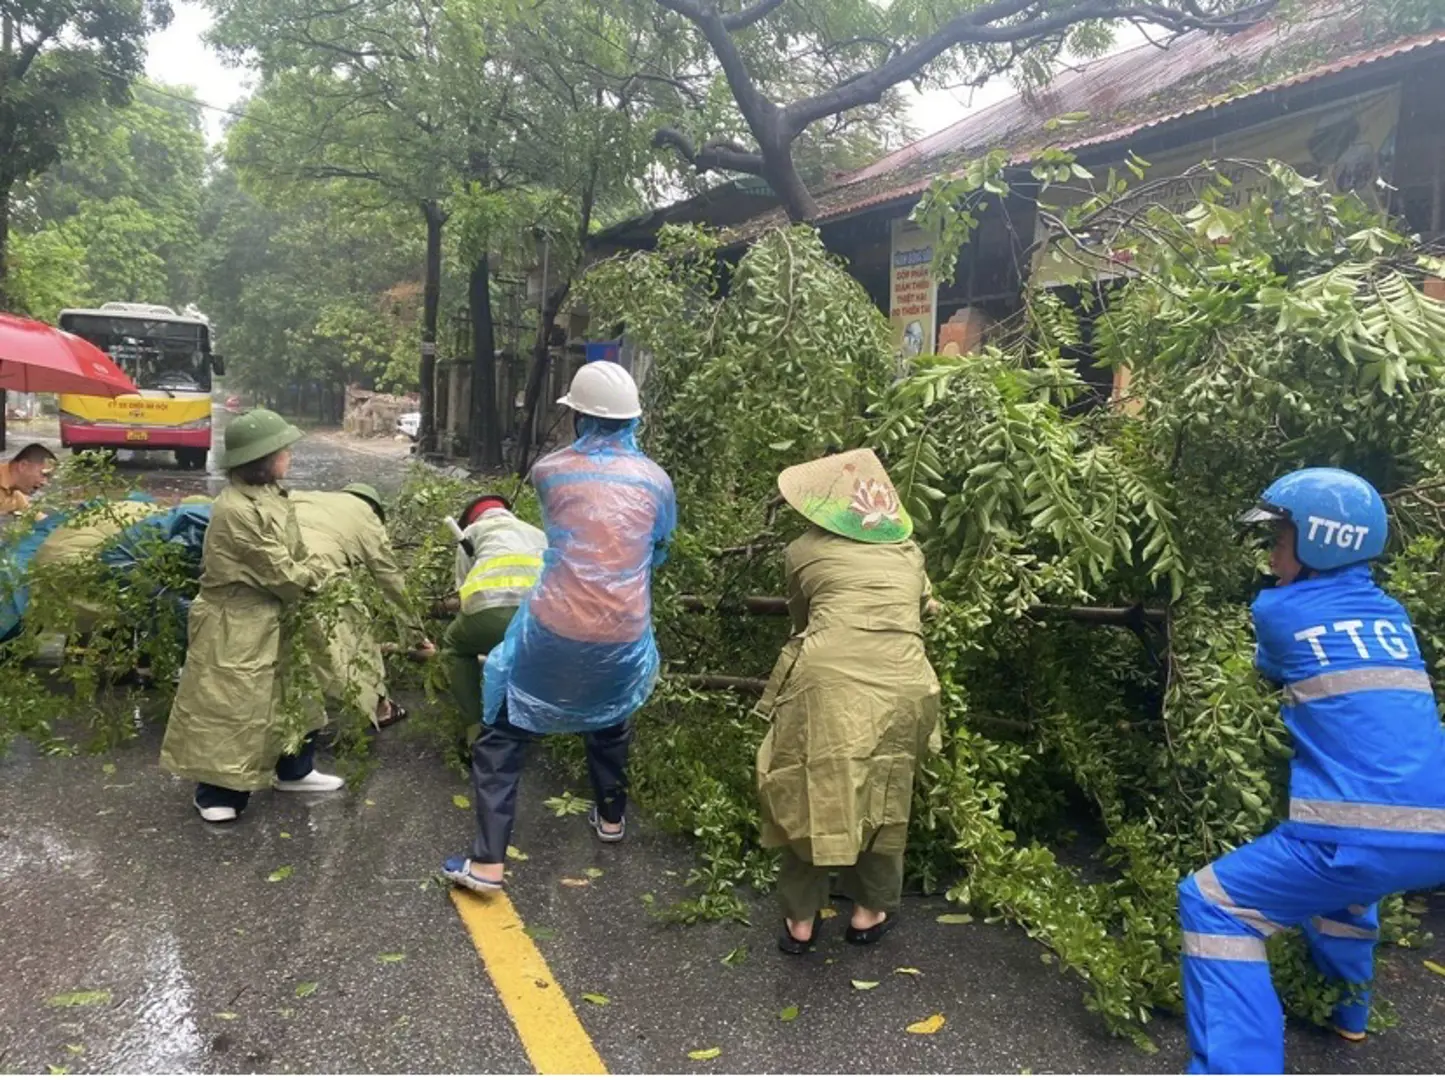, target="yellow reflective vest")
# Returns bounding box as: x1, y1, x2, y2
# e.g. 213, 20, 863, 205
456, 509, 548, 615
